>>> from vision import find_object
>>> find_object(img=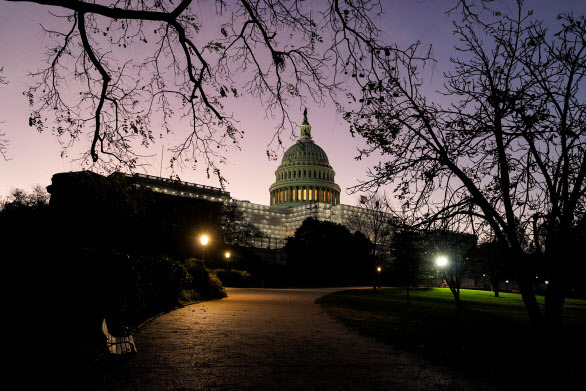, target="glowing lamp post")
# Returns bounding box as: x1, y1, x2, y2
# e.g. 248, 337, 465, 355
436, 256, 448, 287
225, 251, 231, 270
377, 266, 382, 288
436, 256, 448, 267
200, 234, 209, 265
